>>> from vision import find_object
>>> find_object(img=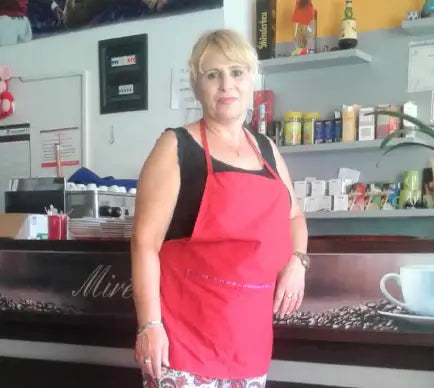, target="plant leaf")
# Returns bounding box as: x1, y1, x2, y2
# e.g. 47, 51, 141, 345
376, 142, 434, 167
380, 129, 410, 149
367, 110, 434, 139
382, 141, 434, 157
